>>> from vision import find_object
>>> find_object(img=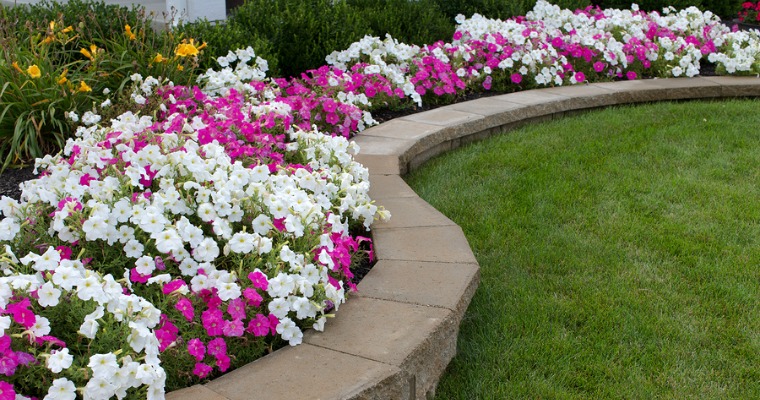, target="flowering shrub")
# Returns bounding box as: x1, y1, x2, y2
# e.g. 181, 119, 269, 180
0, 44, 388, 398
4, 1, 760, 398
739, 1, 760, 23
